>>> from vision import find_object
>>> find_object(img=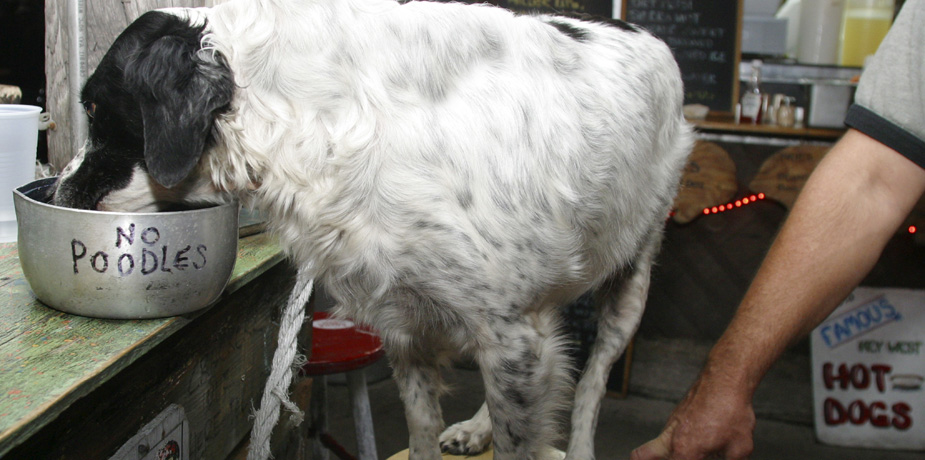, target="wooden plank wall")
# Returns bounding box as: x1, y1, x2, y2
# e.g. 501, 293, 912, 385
640, 142, 785, 341
44, 0, 216, 171
639, 141, 925, 342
